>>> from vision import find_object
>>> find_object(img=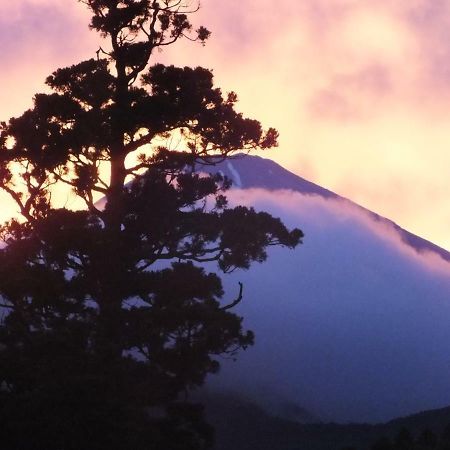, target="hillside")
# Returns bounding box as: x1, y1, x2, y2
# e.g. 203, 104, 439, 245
197, 154, 450, 424
201, 391, 450, 450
